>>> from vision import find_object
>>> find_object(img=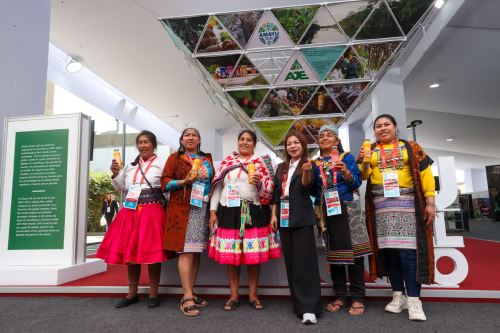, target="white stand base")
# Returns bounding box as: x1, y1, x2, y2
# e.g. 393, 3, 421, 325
0, 259, 106, 285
